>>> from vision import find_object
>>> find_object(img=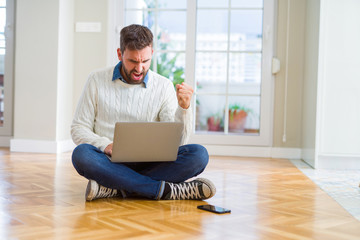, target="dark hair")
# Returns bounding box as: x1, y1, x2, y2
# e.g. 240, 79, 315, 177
120, 24, 153, 54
